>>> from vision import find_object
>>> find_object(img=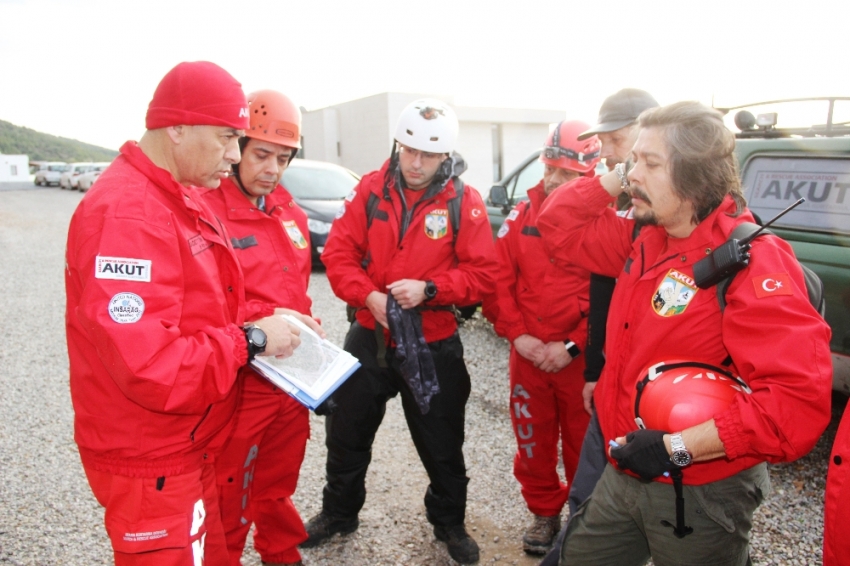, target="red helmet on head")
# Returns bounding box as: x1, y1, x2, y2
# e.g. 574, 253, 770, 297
540, 120, 601, 175
246, 90, 301, 149
631, 360, 752, 432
